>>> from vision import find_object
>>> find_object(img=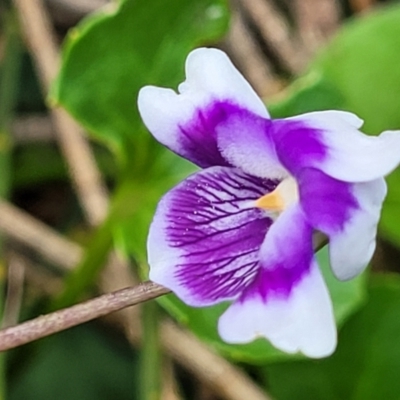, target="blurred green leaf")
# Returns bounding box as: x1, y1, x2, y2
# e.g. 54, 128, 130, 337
9, 324, 138, 400
158, 247, 366, 364
266, 274, 400, 400
315, 5, 400, 135
51, 0, 229, 164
